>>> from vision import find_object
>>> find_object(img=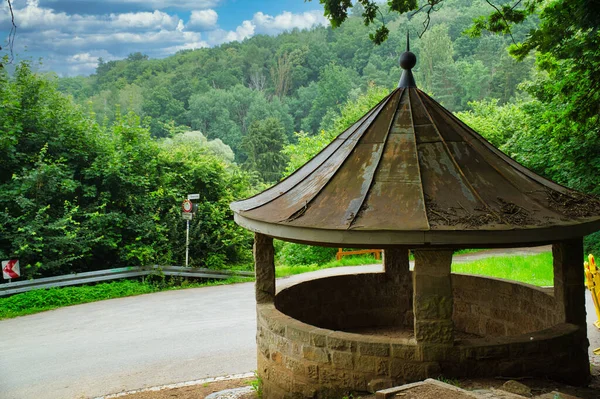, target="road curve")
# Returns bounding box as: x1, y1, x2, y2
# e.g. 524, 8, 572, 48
6, 245, 596, 399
